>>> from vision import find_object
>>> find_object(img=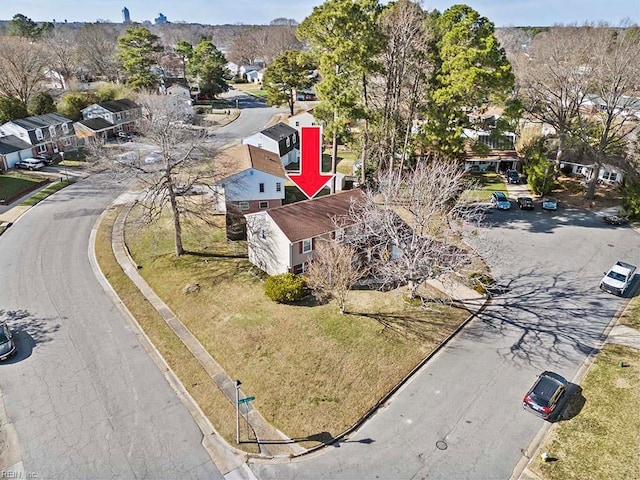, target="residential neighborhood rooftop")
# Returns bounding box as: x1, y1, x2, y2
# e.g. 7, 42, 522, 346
256, 189, 364, 243
216, 144, 287, 179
